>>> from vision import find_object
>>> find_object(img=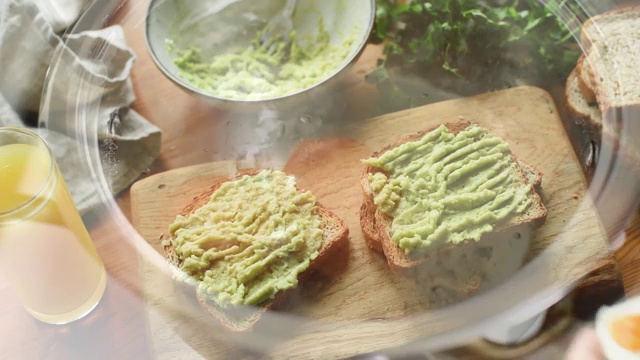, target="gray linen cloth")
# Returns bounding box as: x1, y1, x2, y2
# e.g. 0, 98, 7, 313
0, 0, 161, 214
